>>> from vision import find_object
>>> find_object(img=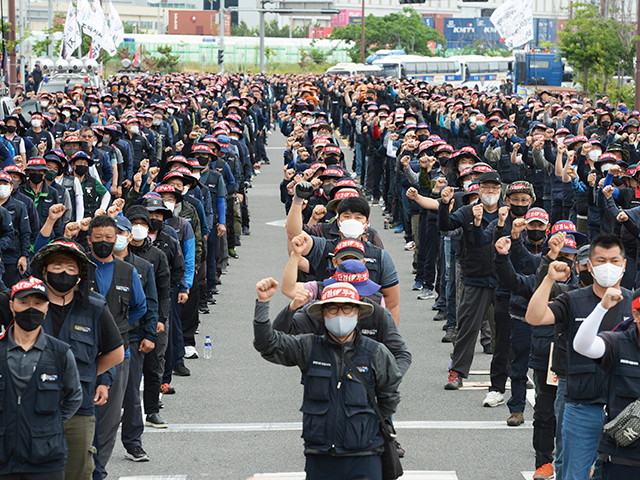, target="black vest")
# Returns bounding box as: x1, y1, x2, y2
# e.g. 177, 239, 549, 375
0, 334, 69, 473
460, 205, 496, 279
498, 144, 521, 184
301, 335, 383, 454
318, 239, 384, 284
565, 286, 633, 404
81, 175, 101, 218
102, 258, 135, 350
43, 290, 104, 416
599, 324, 640, 460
